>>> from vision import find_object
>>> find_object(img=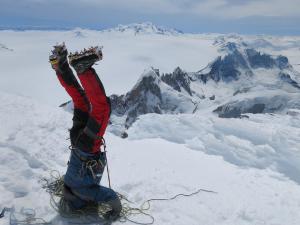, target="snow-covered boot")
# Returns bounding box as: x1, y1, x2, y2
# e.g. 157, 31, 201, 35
69, 46, 103, 74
